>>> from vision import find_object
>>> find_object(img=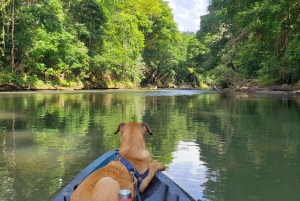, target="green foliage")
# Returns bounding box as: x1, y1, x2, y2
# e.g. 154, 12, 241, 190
27, 29, 90, 78
258, 74, 277, 87
1, 0, 186, 89
89, 7, 146, 86
257, 54, 283, 83
2, 0, 300, 89
209, 64, 238, 88
142, 0, 182, 87
0, 0, 93, 87
233, 42, 262, 77
68, 0, 107, 53
0, 72, 46, 88
196, 0, 300, 86
284, 34, 300, 83
0, 0, 200, 89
